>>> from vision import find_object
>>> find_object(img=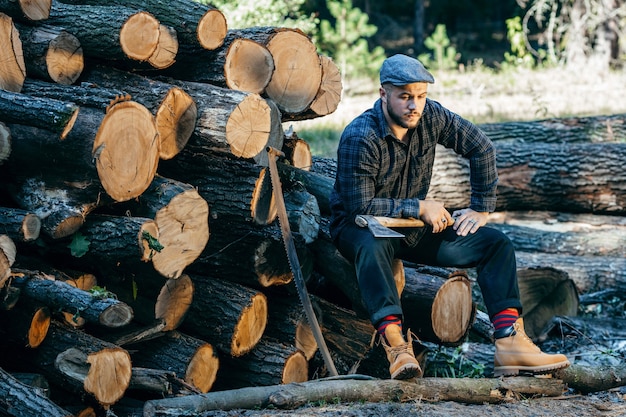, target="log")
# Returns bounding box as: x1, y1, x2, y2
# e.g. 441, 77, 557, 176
282, 54, 342, 122
180, 274, 267, 357
0, 88, 79, 139
79, 66, 197, 160
11, 269, 134, 328
0, 0, 50, 21
47, 2, 174, 69
0, 299, 50, 348
516, 268, 579, 339
478, 113, 626, 144
15, 23, 84, 85
213, 336, 308, 391
0, 234, 16, 288
128, 331, 219, 394
282, 131, 312, 170
114, 175, 210, 279
429, 142, 626, 214
0, 121, 9, 165
0, 366, 72, 417
555, 363, 626, 393
167, 31, 275, 94
20, 320, 132, 408
143, 376, 566, 415
515, 251, 626, 294
167, 79, 273, 160
278, 160, 334, 214
0, 207, 40, 242
0, 13, 26, 92
59, 0, 227, 51
230, 27, 322, 114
